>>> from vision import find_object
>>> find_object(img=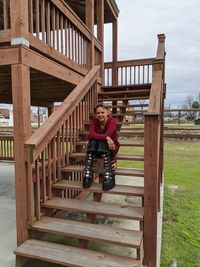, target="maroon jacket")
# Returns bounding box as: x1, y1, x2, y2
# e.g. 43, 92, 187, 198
87, 116, 120, 155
